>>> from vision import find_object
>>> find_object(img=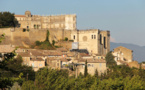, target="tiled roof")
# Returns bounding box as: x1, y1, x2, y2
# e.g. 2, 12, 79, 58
30, 58, 44, 61
44, 51, 62, 56
27, 50, 46, 56
67, 52, 75, 57
79, 59, 106, 63
17, 52, 30, 57
80, 53, 90, 57
15, 15, 25, 17
56, 48, 67, 52
15, 48, 25, 53
0, 45, 15, 53
60, 58, 69, 62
